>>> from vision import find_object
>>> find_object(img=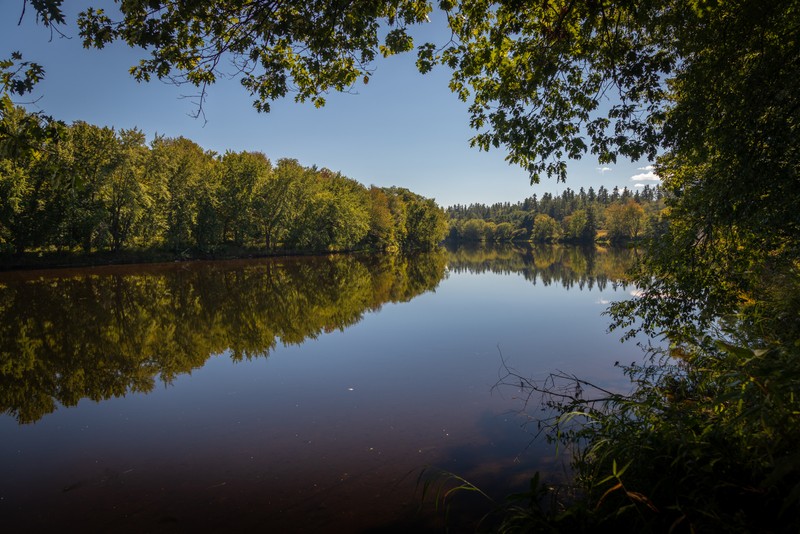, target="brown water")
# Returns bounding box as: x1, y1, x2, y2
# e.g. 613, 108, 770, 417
0, 244, 641, 532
